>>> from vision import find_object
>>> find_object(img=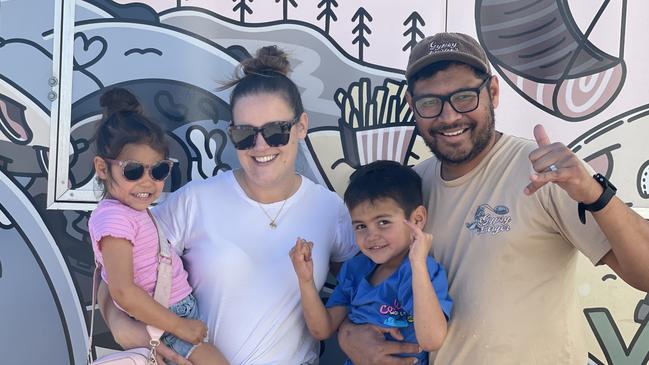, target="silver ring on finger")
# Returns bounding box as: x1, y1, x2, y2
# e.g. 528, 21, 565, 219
547, 164, 558, 172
